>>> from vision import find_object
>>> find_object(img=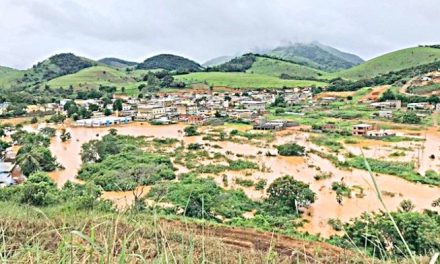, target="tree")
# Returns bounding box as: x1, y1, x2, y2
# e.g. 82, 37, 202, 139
183, 126, 198, 136
266, 176, 316, 214
272, 95, 286, 107
17, 145, 58, 176
60, 129, 71, 142
109, 128, 118, 136
113, 99, 123, 111
30, 116, 38, 124
104, 108, 112, 116
399, 199, 415, 212
380, 89, 396, 101
19, 172, 59, 206
401, 112, 421, 124
277, 143, 305, 156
